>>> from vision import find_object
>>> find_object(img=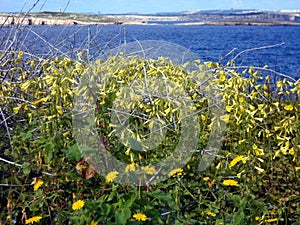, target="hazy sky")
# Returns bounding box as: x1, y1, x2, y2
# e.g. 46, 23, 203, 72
0, 0, 299, 13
